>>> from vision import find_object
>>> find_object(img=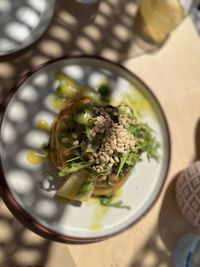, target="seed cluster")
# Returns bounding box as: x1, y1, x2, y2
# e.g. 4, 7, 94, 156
88, 107, 135, 175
